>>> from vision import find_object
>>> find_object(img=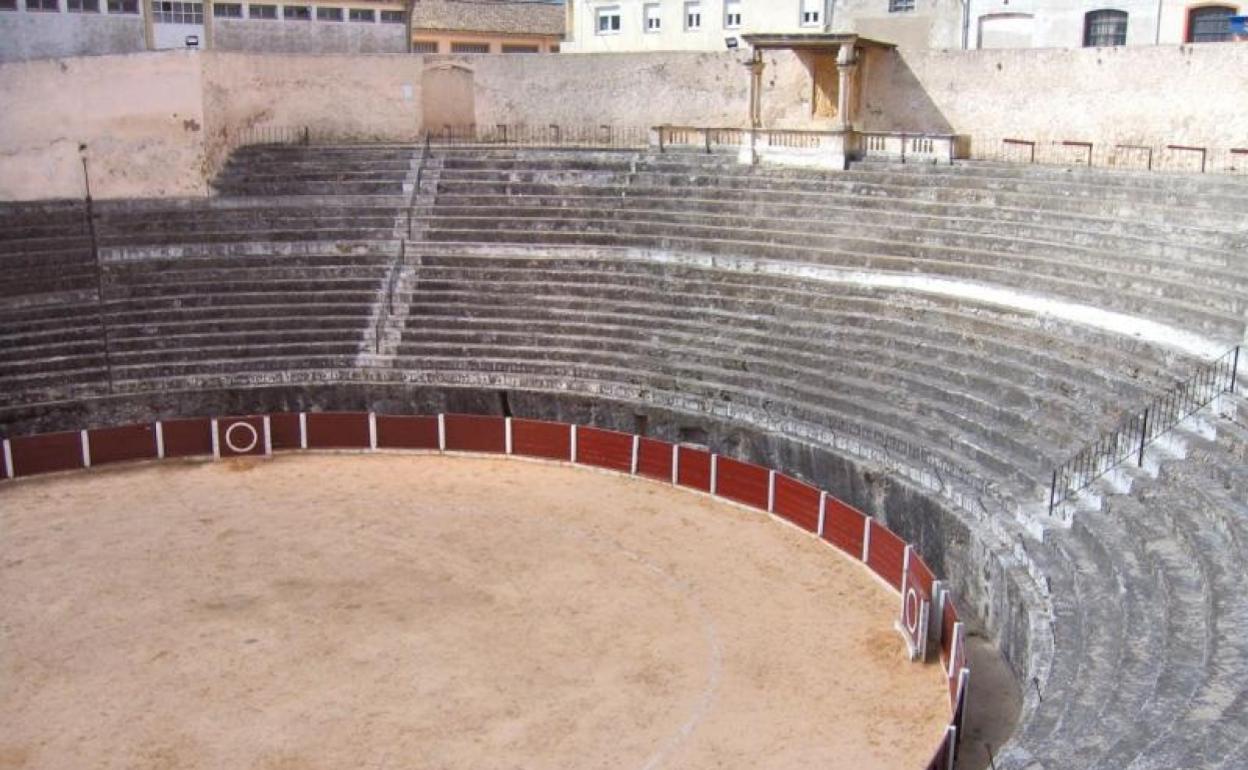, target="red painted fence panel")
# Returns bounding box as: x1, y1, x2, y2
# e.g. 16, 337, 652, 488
676, 446, 712, 492
773, 474, 821, 532
269, 413, 302, 451
161, 418, 213, 458
444, 414, 505, 454
867, 520, 906, 590
576, 426, 633, 473
87, 423, 157, 466
941, 596, 958, 664
912, 554, 936, 600
306, 412, 370, 449
822, 496, 866, 557
377, 415, 439, 450
217, 416, 266, 457
512, 418, 571, 460
9, 431, 83, 477
635, 437, 673, 481
715, 456, 769, 510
